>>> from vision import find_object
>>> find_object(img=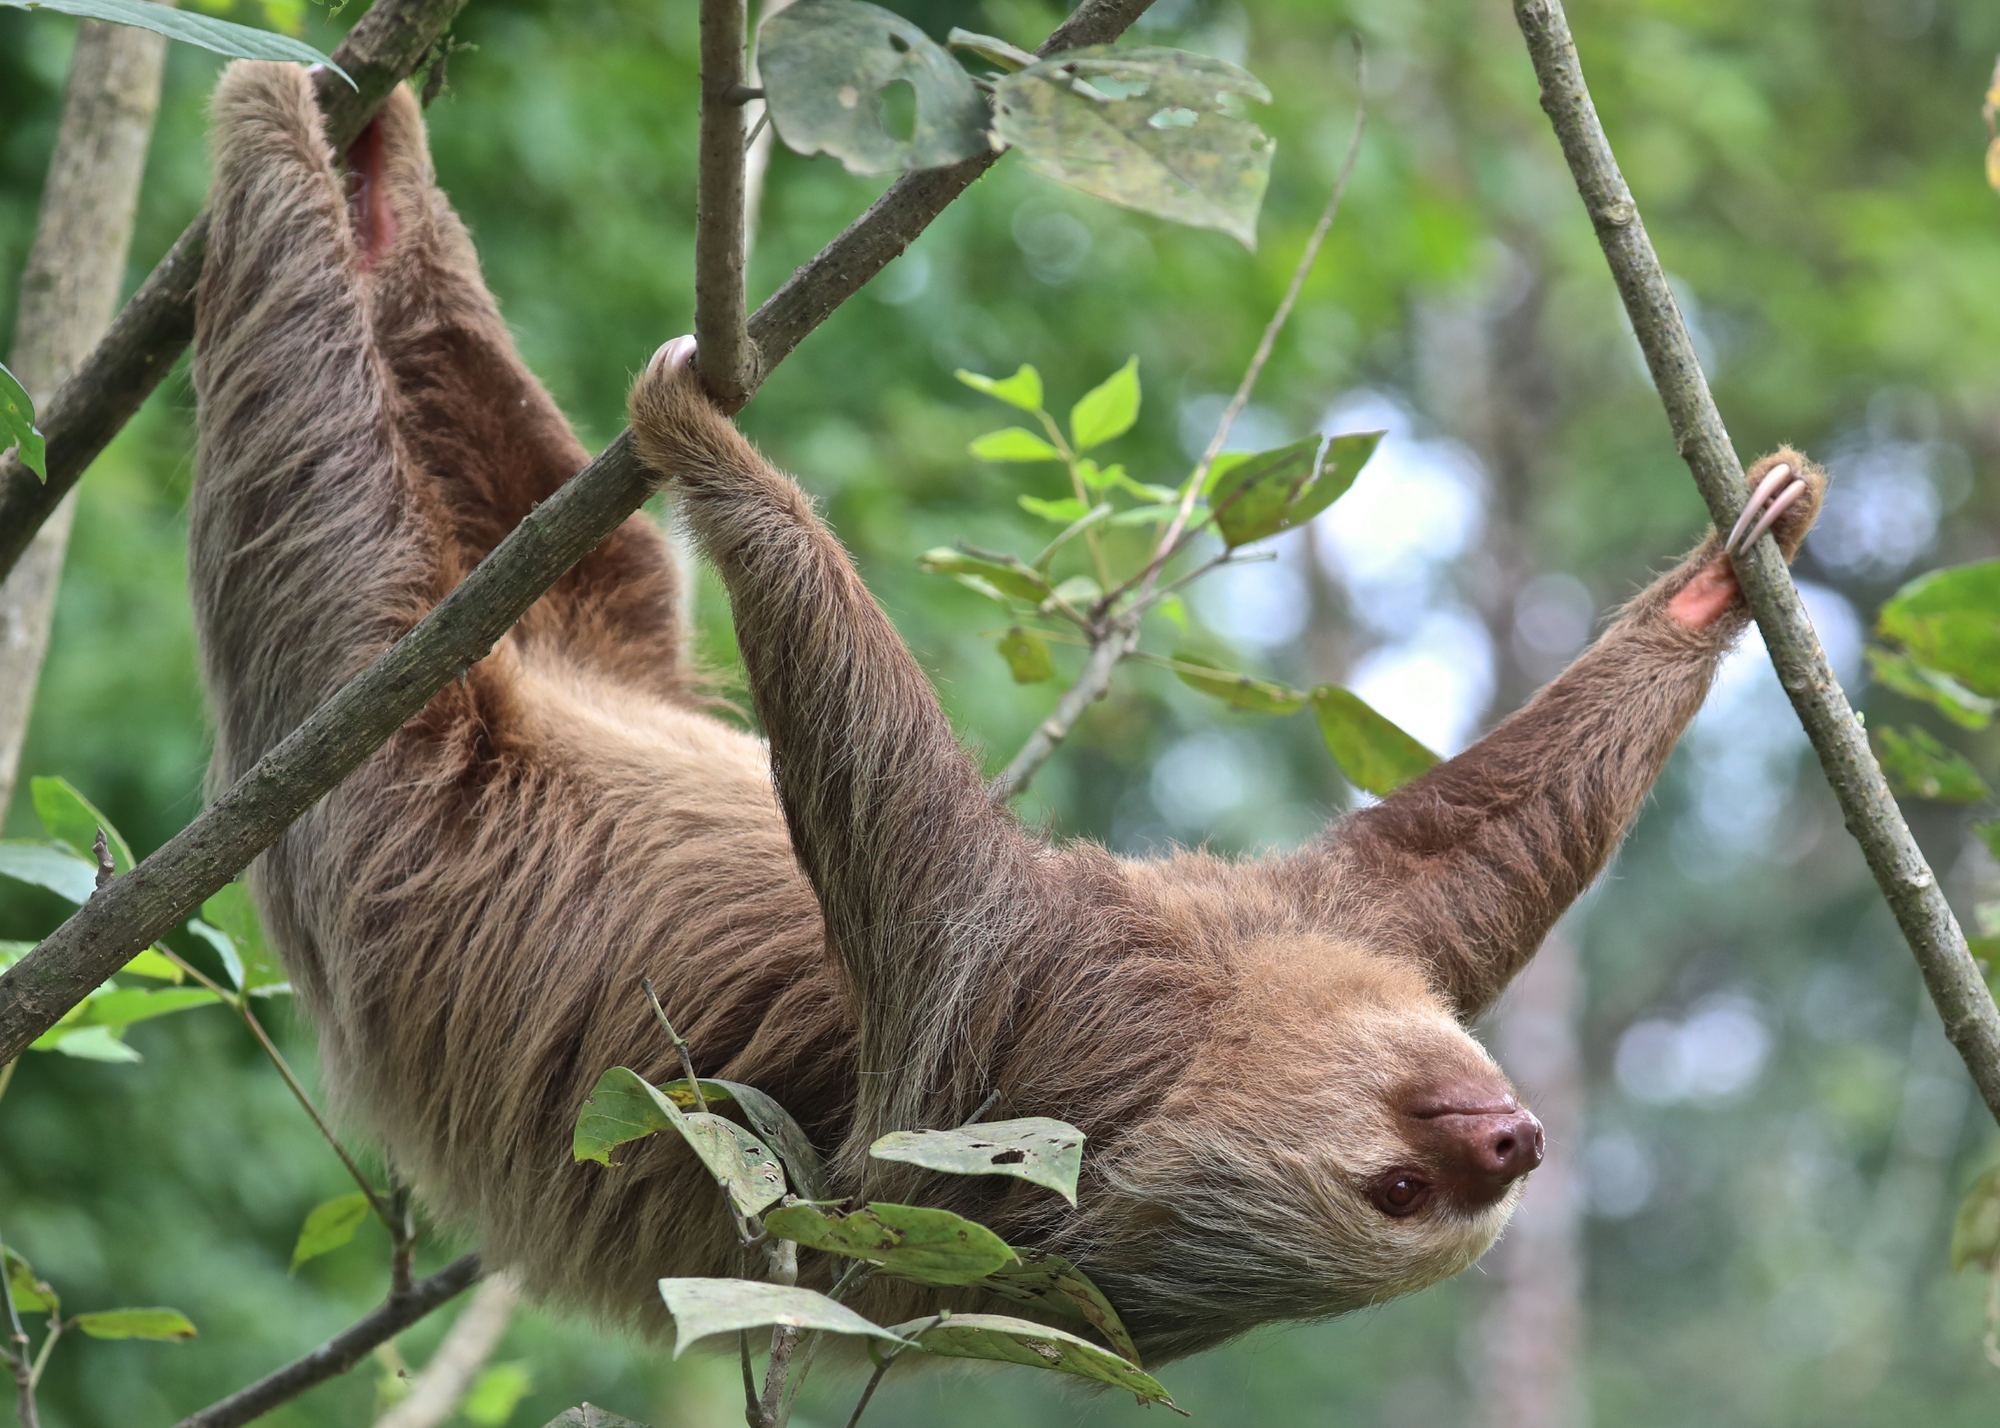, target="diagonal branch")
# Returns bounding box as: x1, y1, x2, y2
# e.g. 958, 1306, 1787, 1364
0, 0, 1159, 1066
1510, 0, 2000, 1122
0, 0, 470, 583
